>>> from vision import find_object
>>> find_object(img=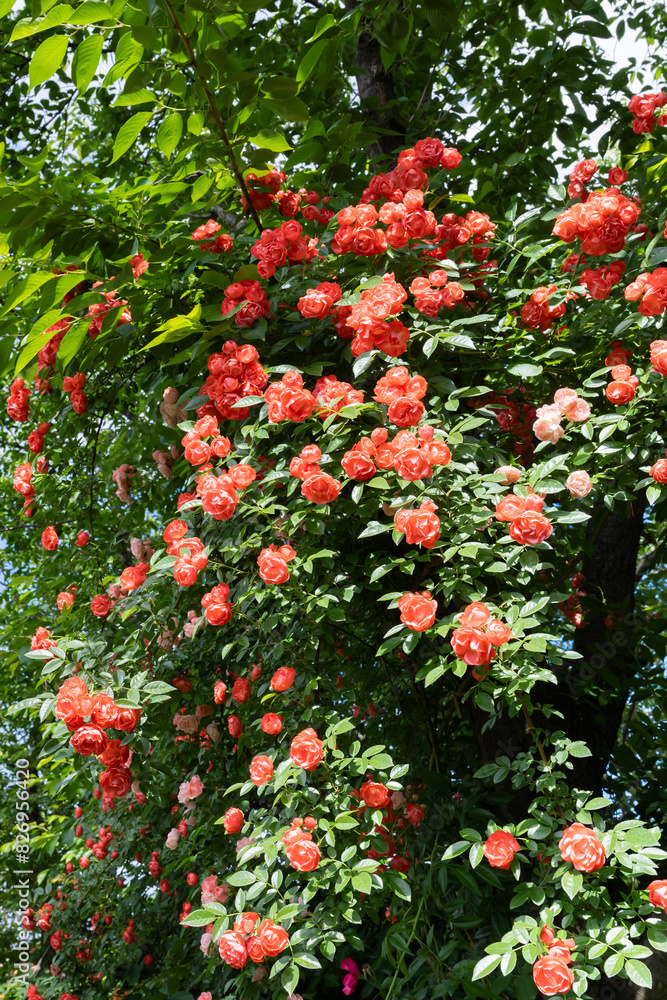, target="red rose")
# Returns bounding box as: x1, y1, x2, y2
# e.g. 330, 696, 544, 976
398, 591, 437, 632
387, 396, 425, 427
184, 440, 211, 466
201, 486, 238, 521
218, 930, 248, 969
75, 530, 89, 546
301, 471, 341, 504
98, 739, 130, 767
261, 713, 283, 734
114, 707, 140, 732
394, 501, 440, 548
258, 551, 290, 584
257, 919, 289, 957
99, 767, 132, 798
508, 511, 553, 546
232, 677, 251, 703
223, 807, 244, 834
91, 595, 111, 617
228, 714, 243, 737
42, 526, 59, 550
249, 755, 274, 785
483, 830, 520, 869
214, 681, 227, 703
406, 803, 425, 826
271, 666, 296, 692
70, 724, 108, 757
290, 728, 323, 771
648, 879, 667, 911
360, 780, 390, 808
229, 464, 257, 489
341, 449, 376, 481
393, 447, 431, 481
558, 823, 605, 872
606, 380, 635, 405
650, 459, 667, 484
90, 694, 118, 729
450, 626, 495, 666
246, 936, 265, 962
532, 956, 574, 996
205, 602, 232, 626
485, 620, 513, 646
286, 838, 321, 871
